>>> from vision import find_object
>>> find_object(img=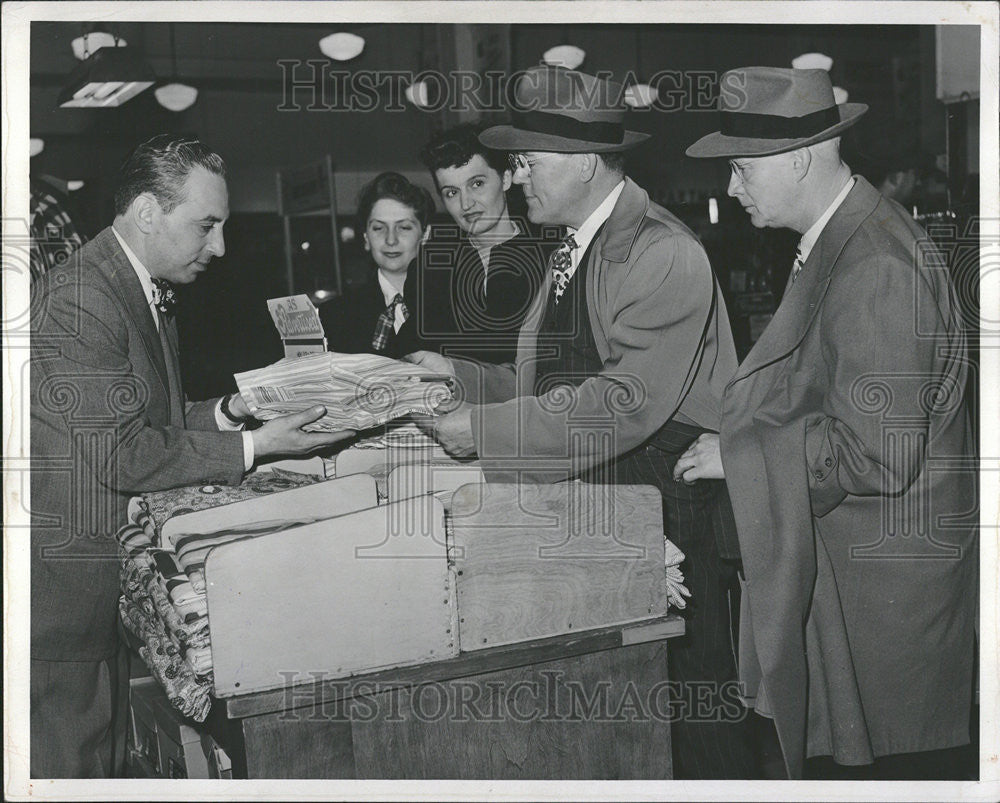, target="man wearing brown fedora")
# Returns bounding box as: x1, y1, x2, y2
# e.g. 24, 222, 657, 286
409, 65, 755, 779
677, 66, 977, 779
